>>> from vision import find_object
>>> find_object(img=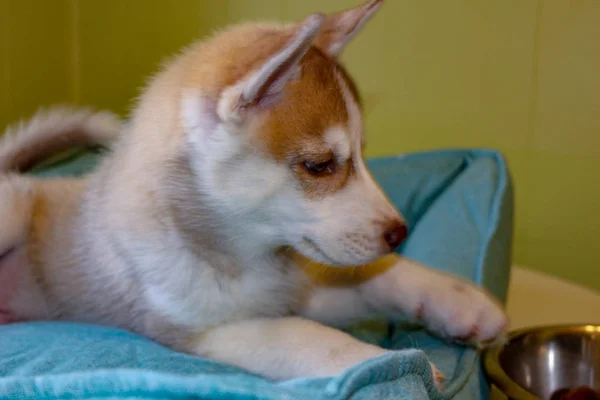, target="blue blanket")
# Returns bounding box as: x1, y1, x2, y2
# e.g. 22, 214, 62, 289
0, 149, 513, 399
